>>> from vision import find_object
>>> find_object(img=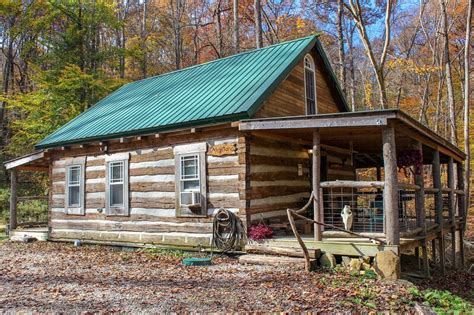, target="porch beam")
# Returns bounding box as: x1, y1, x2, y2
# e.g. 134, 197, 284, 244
9, 169, 18, 231
382, 126, 399, 246
4, 151, 44, 170
239, 116, 387, 131
432, 150, 446, 274
312, 129, 322, 241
